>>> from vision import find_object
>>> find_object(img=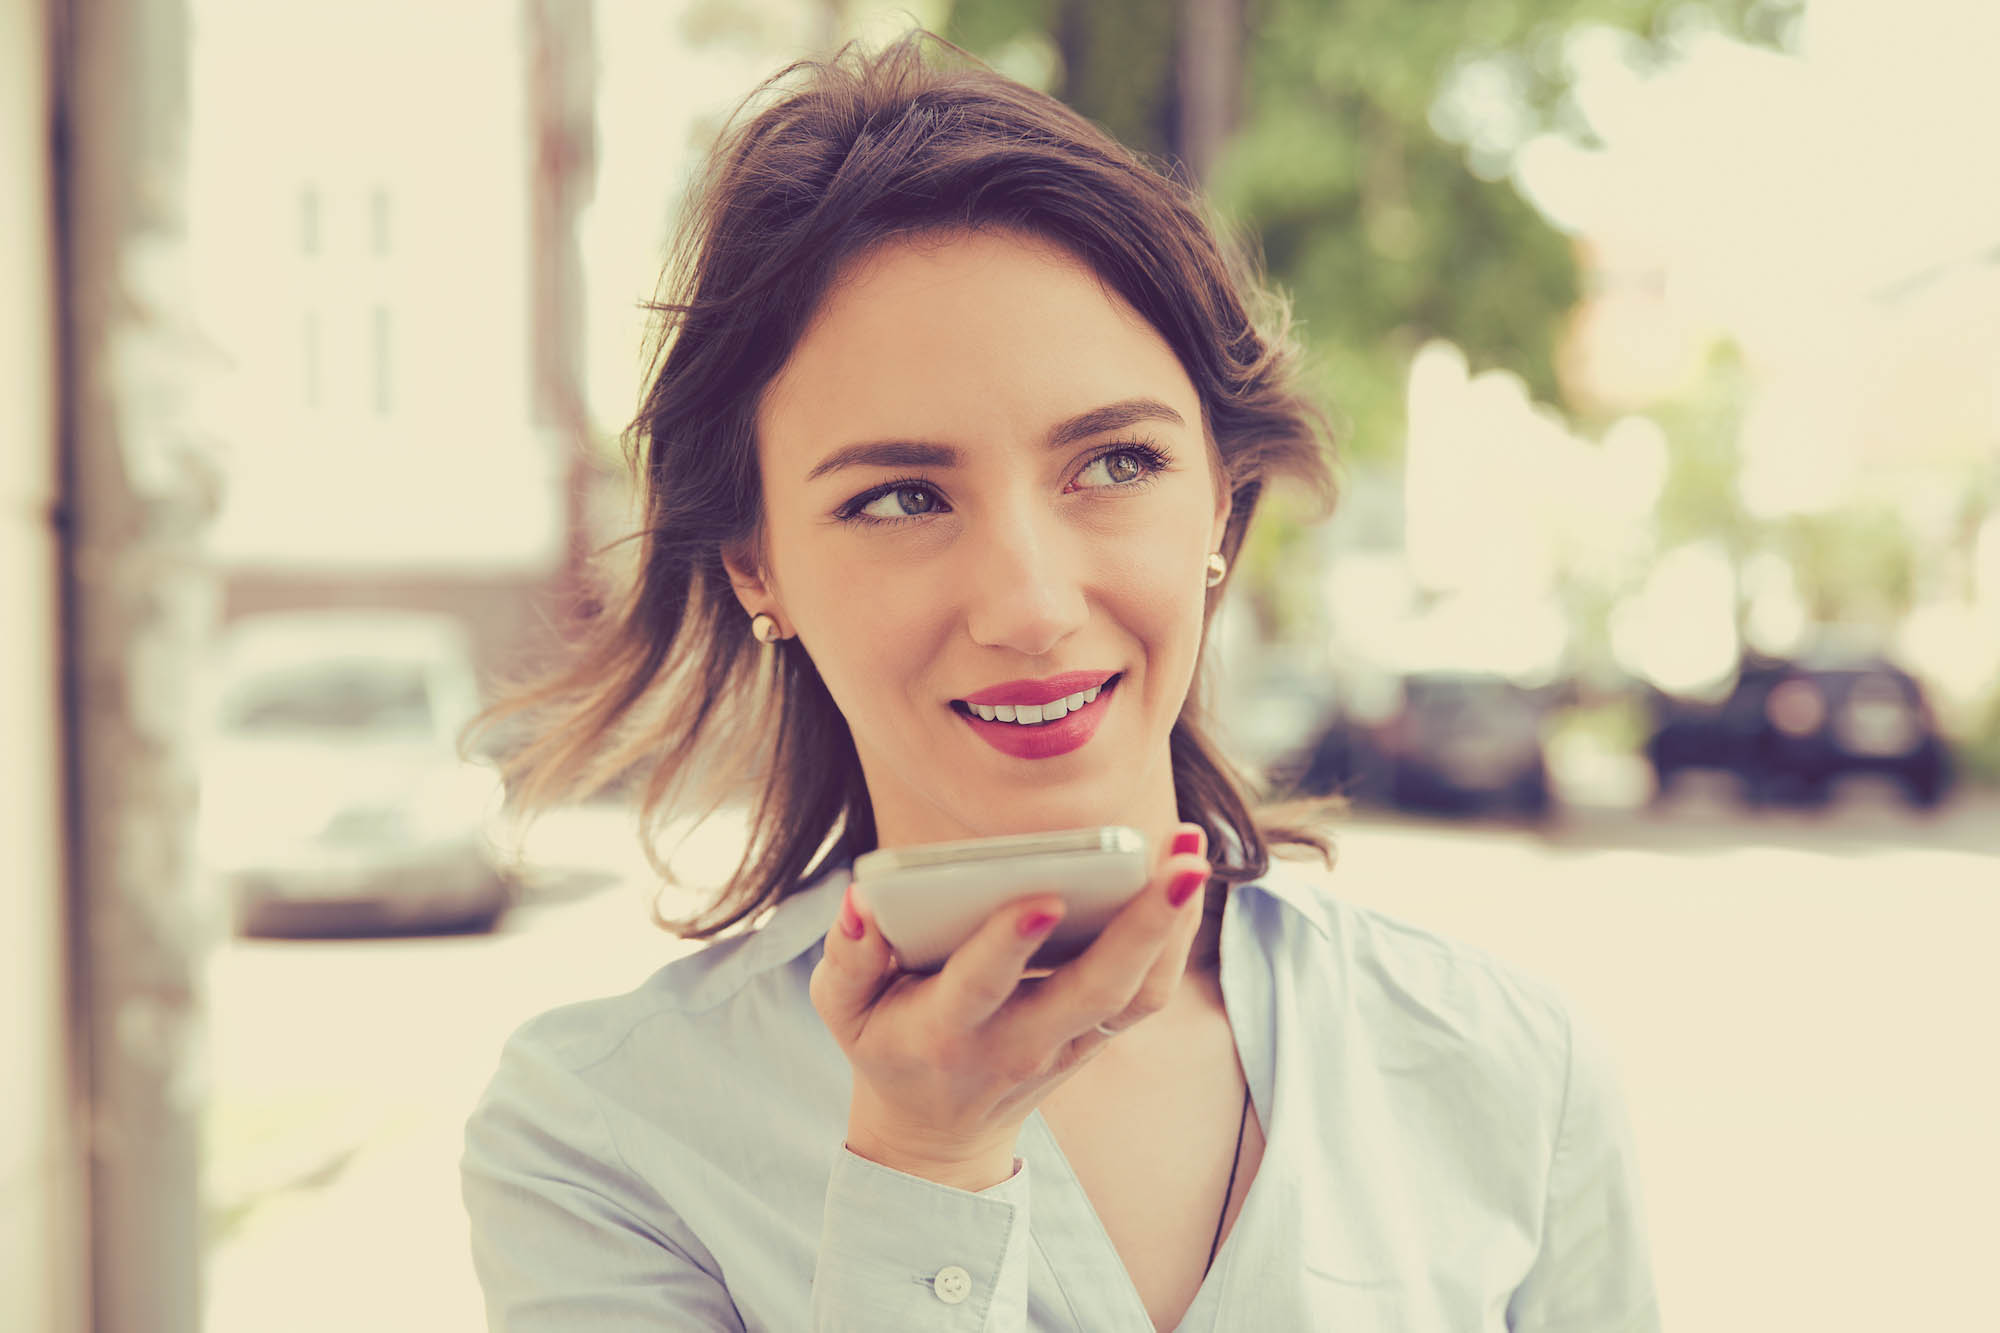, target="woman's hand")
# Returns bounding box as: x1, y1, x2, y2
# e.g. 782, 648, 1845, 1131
810, 824, 1212, 1192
